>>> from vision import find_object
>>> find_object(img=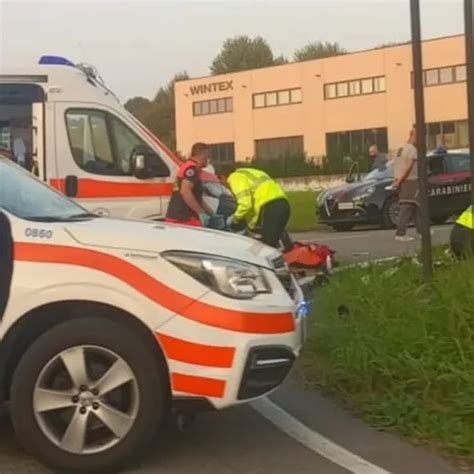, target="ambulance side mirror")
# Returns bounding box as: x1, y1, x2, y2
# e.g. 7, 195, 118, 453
131, 146, 170, 179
